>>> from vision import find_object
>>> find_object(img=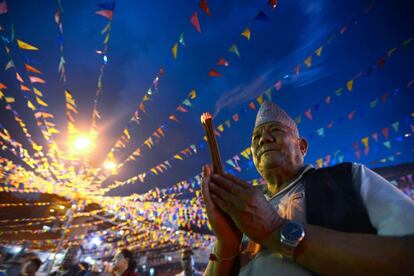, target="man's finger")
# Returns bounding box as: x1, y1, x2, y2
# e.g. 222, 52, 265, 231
224, 173, 251, 189
211, 174, 246, 196
211, 193, 233, 214
209, 181, 239, 205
